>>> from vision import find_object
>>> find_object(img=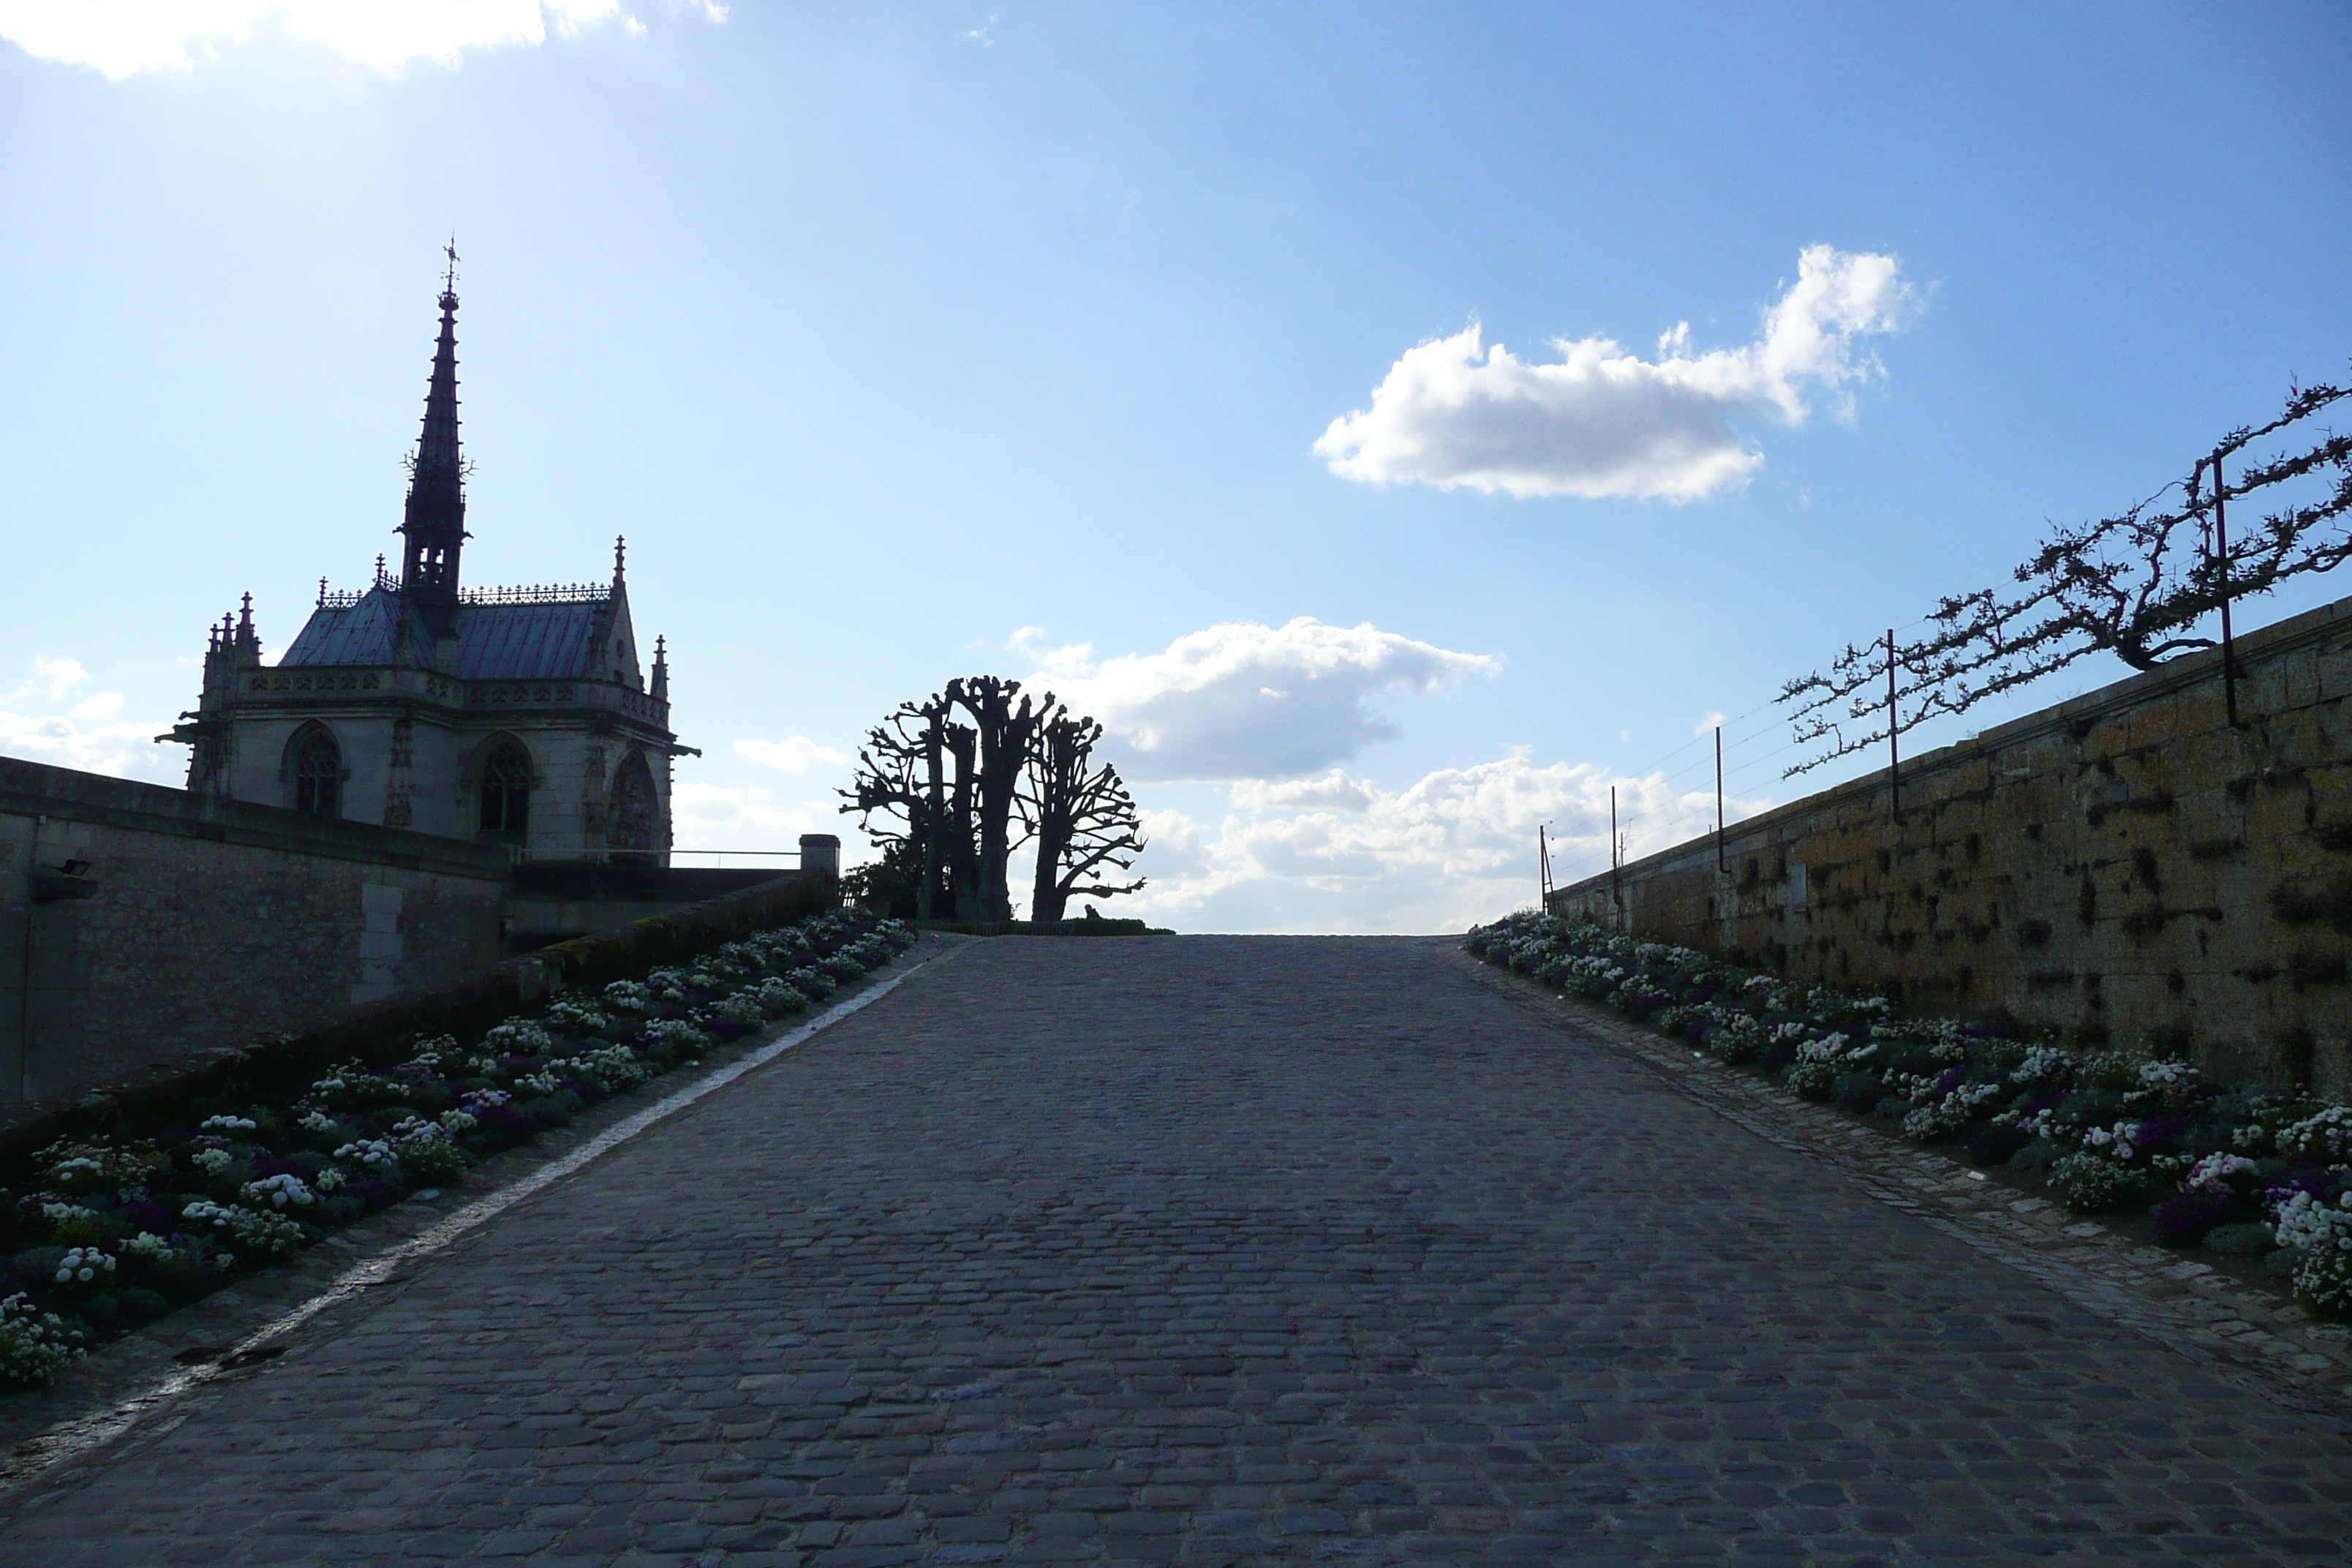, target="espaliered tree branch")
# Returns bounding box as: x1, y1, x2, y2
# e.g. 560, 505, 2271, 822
1022, 711, 1147, 923
841, 679, 1149, 922
1781, 374, 2352, 776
